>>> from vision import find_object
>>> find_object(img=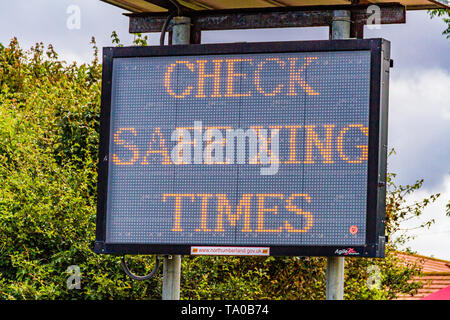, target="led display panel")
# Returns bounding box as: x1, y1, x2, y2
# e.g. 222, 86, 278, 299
95, 39, 390, 257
